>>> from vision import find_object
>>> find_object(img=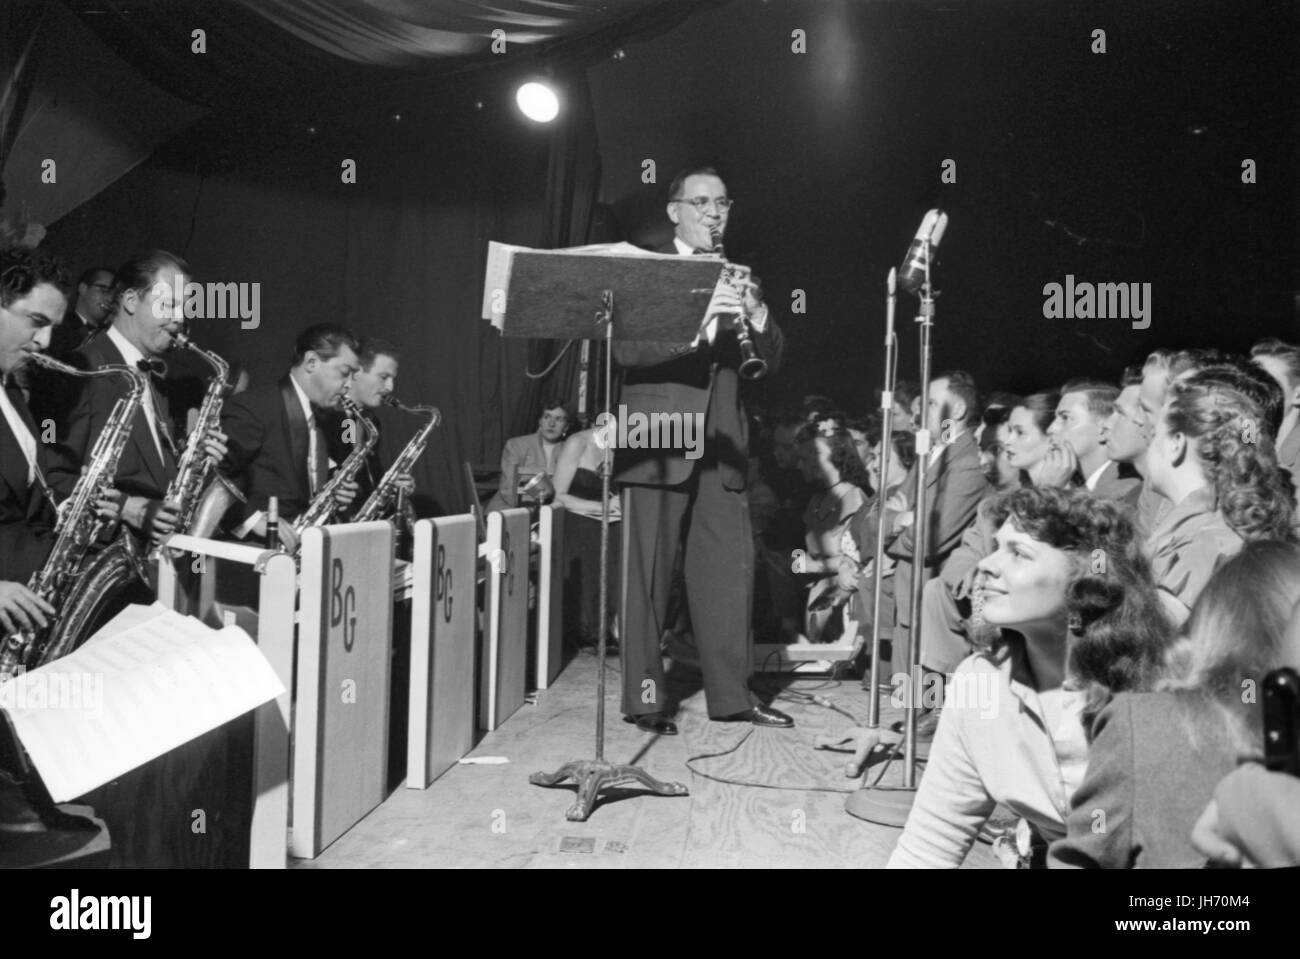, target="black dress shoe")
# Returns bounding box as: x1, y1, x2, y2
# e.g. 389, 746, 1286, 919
716, 704, 794, 728
623, 713, 678, 735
